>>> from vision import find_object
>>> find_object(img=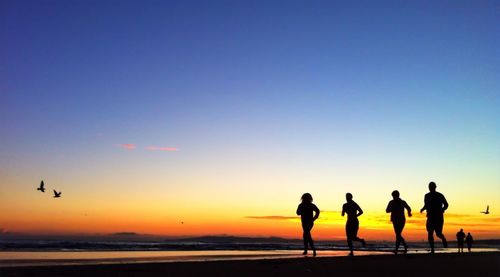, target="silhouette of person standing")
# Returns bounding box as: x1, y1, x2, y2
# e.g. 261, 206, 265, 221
466, 232, 473, 252
342, 193, 366, 256
420, 181, 448, 253
456, 228, 466, 253
386, 190, 412, 254
296, 193, 320, 256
